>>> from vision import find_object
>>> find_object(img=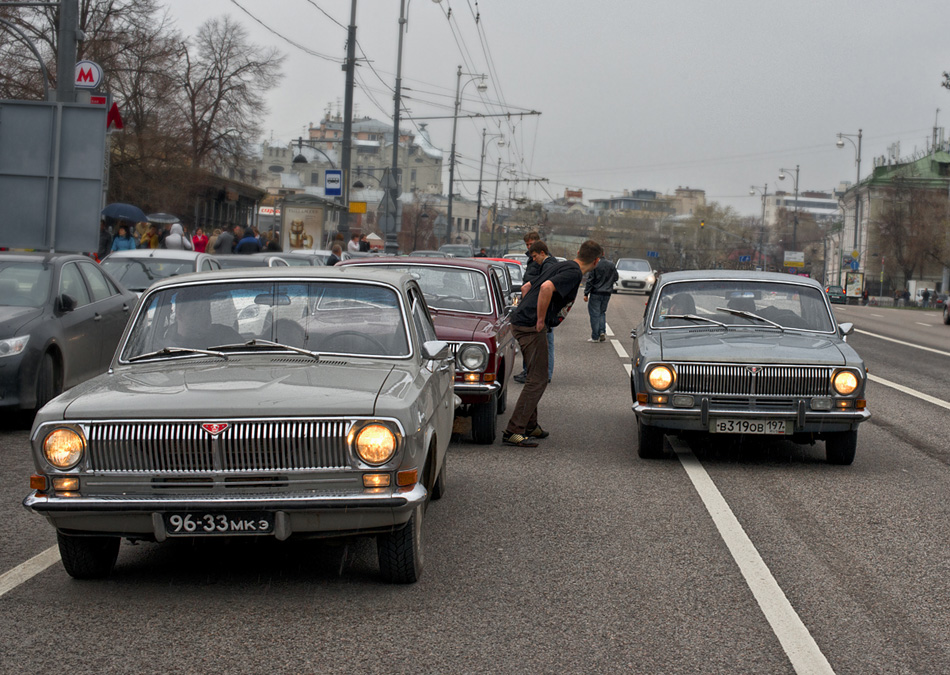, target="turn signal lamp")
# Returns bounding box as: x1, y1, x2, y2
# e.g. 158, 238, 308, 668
855, 399, 866, 410
463, 373, 480, 383
30, 475, 47, 491
396, 469, 417, 487
52, 477, 79, 491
